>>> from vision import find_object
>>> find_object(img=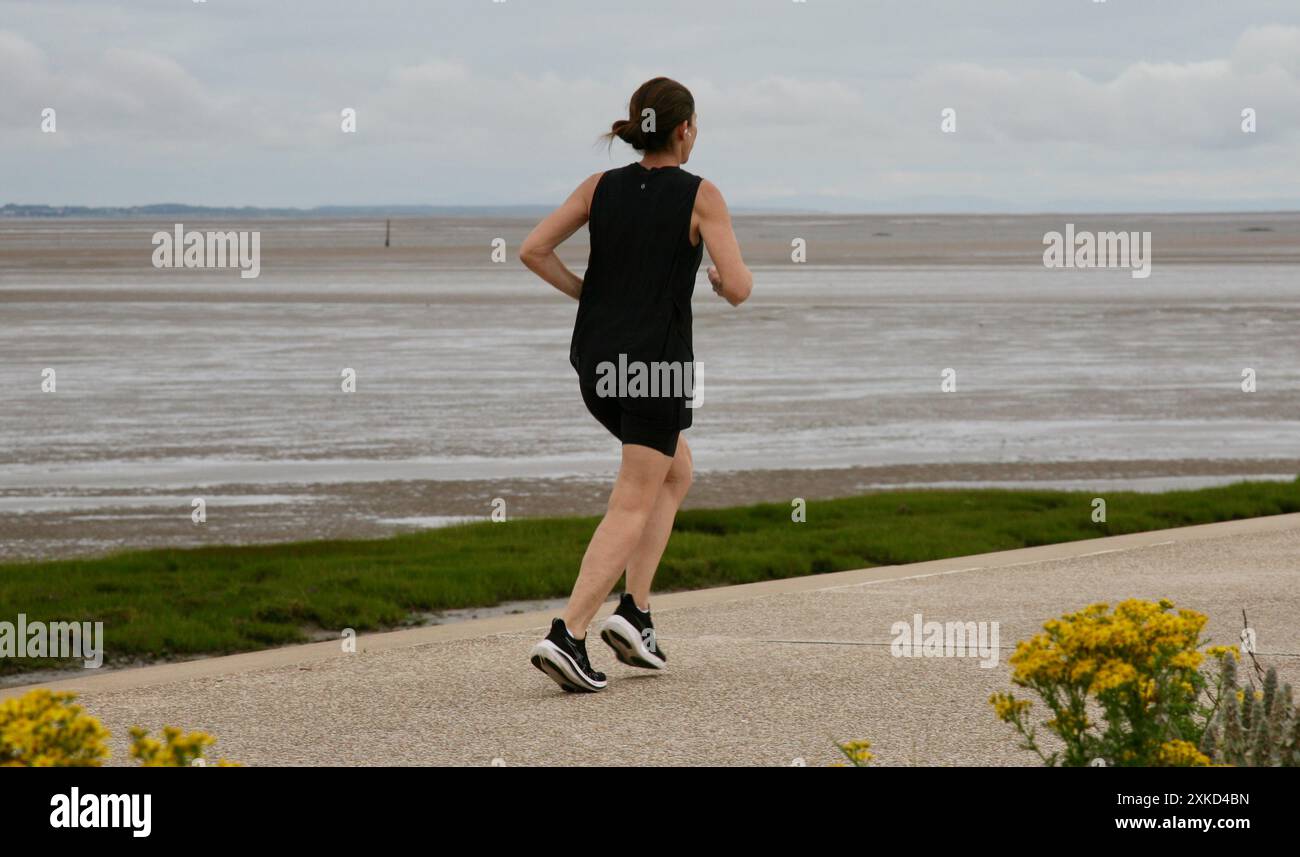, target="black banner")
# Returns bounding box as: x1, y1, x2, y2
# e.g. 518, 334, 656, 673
2, 766, 1284, 842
